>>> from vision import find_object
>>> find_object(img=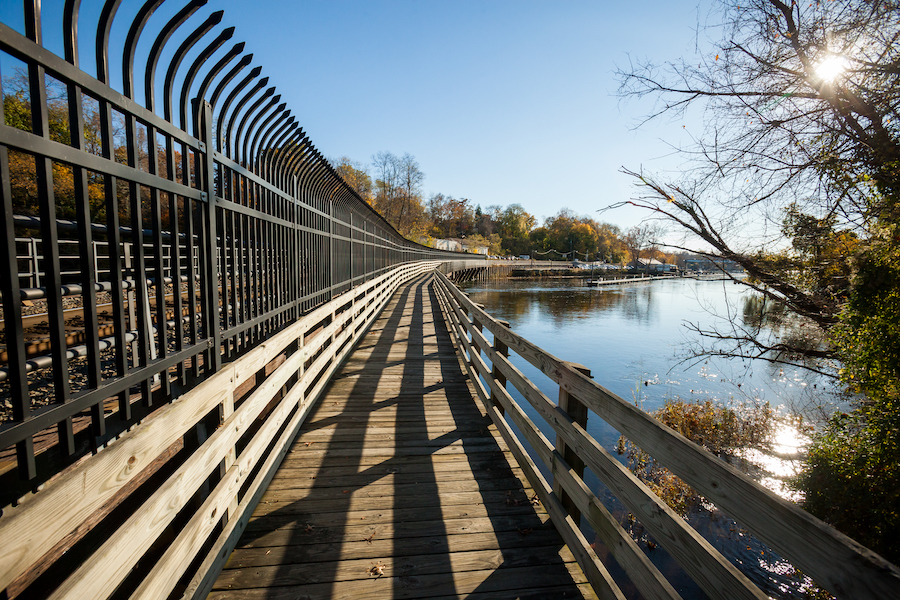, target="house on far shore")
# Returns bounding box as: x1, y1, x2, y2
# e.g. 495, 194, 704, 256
680, 256, 744, 272
634, 257, 678, 273
433, 237, 489, 255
